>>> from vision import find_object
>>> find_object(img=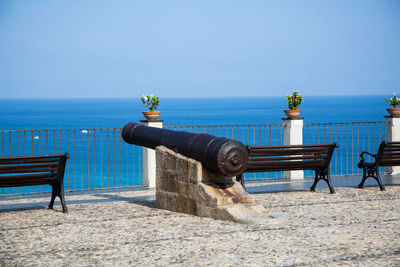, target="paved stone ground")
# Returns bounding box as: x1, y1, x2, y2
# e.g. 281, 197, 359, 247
1, 185, 400, 266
